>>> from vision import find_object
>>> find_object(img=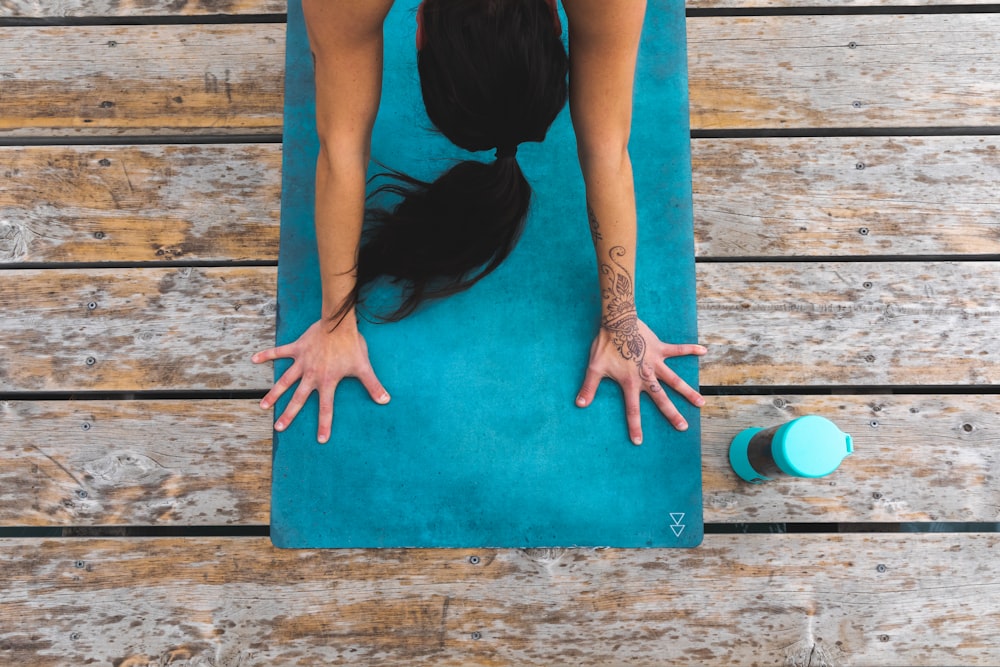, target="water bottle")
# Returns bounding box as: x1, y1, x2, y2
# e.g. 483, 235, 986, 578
729, 415, 853, 484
